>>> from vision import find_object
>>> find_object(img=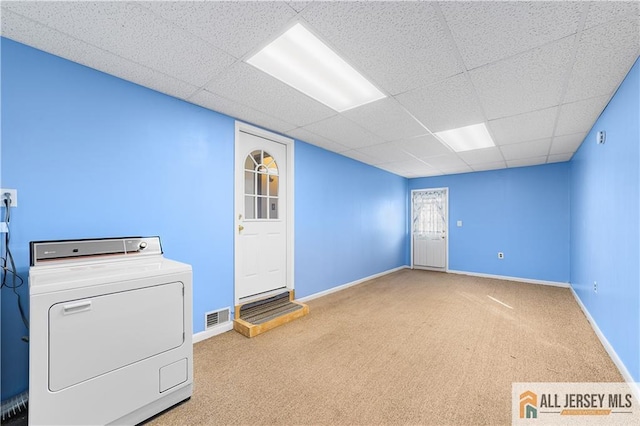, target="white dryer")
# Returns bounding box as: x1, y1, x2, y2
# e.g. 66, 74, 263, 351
29, 236, 193, 425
